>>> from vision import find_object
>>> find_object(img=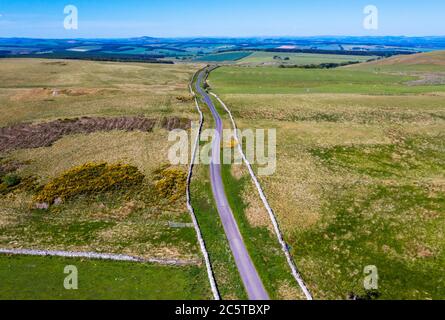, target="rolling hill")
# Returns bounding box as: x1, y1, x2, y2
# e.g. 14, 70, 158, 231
346, 50, 445, 72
